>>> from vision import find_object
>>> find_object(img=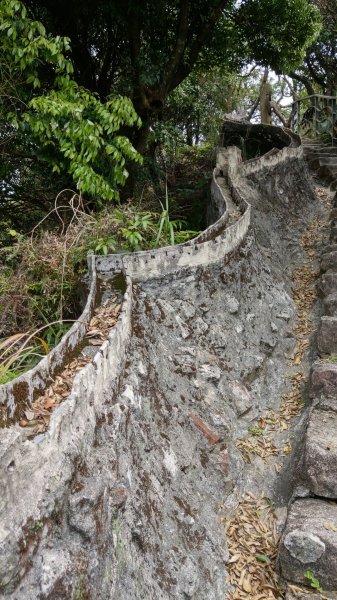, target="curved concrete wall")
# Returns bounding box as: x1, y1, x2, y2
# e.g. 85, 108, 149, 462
0, 256, 97, 422
95, 169, 250, 281
0, 275, 133, 590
